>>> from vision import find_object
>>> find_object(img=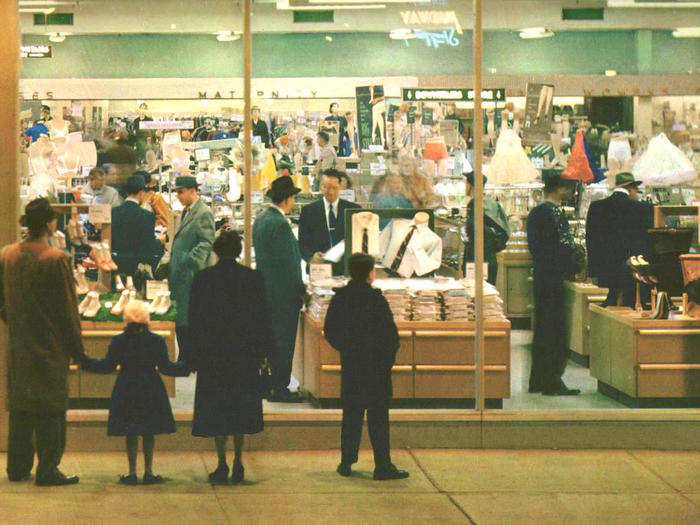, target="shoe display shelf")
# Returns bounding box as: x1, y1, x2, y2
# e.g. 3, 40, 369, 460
588, 304, 700, 407
301, 312, 511, 408
563, 280, 608, 367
